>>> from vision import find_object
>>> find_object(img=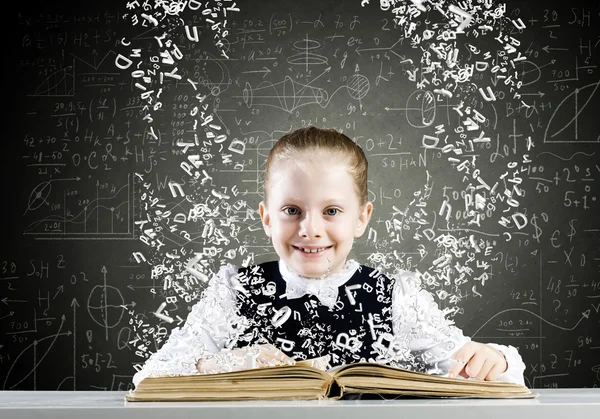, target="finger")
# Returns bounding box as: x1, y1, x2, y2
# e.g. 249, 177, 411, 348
475, 358, 495, 380
448, 358, 467, 378
448, 343, 476, 377
485, 361, 506, 381
448, 349, 465, 377
489, 346, 508, 373
464, 351, 487, 378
